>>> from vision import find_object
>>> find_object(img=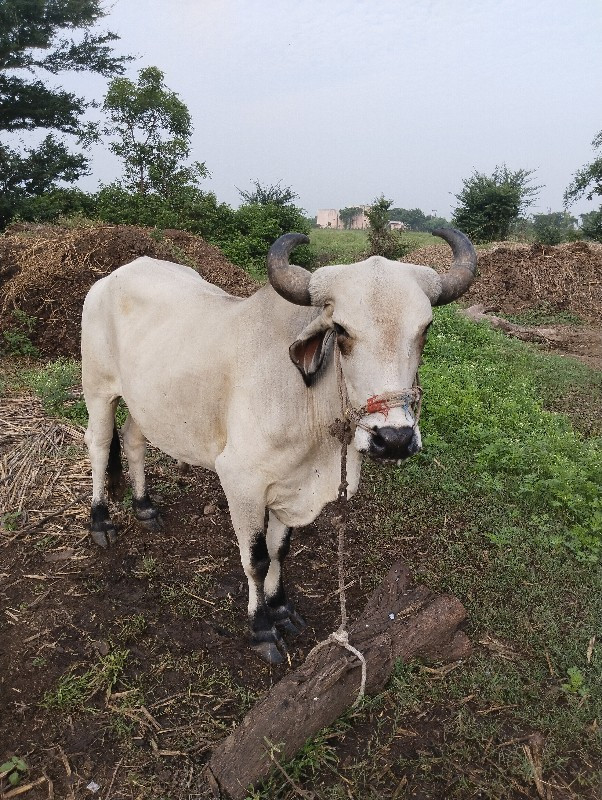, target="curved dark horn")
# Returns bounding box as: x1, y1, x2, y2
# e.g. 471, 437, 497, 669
267, 233, 312, 306
431, 227, 477, 305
